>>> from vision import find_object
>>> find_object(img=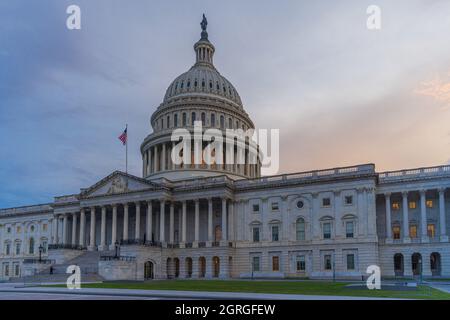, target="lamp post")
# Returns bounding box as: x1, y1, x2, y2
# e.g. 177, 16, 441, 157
38, 245, 43, 263
114, 241, 120, 258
